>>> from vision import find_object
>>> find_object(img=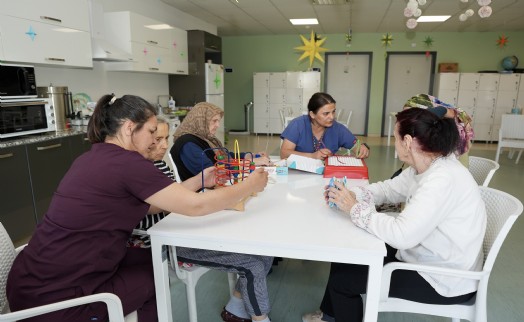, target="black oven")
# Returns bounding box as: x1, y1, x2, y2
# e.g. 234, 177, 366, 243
0, 99, 56, 139
0, 63, 37, 99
